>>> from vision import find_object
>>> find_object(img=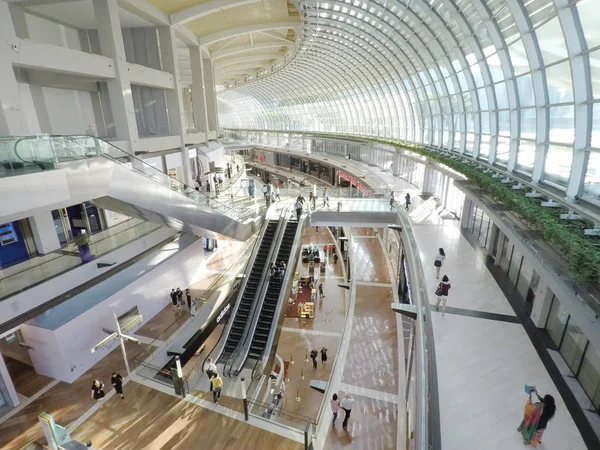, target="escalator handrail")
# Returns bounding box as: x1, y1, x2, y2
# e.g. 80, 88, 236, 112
227, 214, 292, 375
200, 219, 270, 373
224, 205, 292, 376
258, 216, 306, 371
10, 134, 246, 221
